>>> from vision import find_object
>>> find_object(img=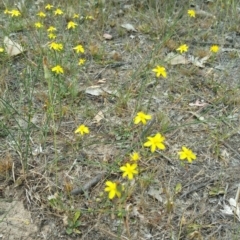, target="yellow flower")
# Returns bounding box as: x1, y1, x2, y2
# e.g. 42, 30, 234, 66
73, 44, 84, 53
4, 9, 10, 14
152, 65, 167, 78
104, 181, 122, 199
134, 111, 152, 125
73, 14, 80, 19
144, 133, 165, 153
35, 22, 43, 28
54, 8, 63, 15
47, 26, 57, 32
45, 4, 53, 10
210, 45, 219, 53
9, 9, 21, 17
178, 146, 196, 163
0, 48, 4, 52
48, 33, 56, 39
67, 21, 77, 29
78, 58, 86, 65
37, 11, 46, 17
74, 124, 89, 135
51, 65, 64, 74
120, 163, 138, 180
86, 15, 94, 20
49, 42, 63, 51
188, 9, 196, 18
176, 44, 188, 53
130, 152, 140, 161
